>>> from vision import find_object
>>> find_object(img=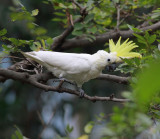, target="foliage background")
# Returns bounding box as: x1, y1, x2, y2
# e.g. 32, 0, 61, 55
0, 0, 160, 139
